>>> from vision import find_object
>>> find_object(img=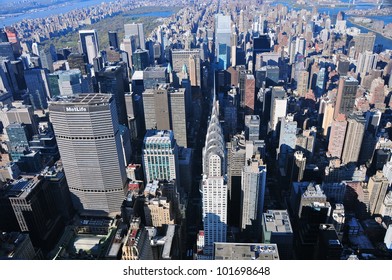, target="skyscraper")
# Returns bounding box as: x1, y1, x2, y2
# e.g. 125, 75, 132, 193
142, 84, 188, 147
215, 14, 232, 57
269, 86, 287, 134
24, 68, 50, 109
96, 65, 128, 126
124, 23, 145, 50
200, 89, 227, 258
341, 112, 366, 164
334, 76, 358, 119
79, 30, 99, 65
142, 130, 180, 184
171, 49, 201, 87
241, 155, 266, 236
133, 49, 149, 71
244, 115, 260, 141
49, 93, 127, 214
108, 31, 119, 50
328, 115, 347, 159
368, 171, 389, 216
